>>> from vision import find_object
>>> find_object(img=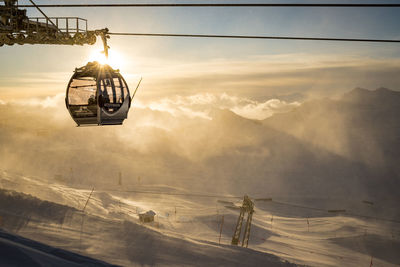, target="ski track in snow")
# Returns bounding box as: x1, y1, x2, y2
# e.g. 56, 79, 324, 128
0, 170, 399, 266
